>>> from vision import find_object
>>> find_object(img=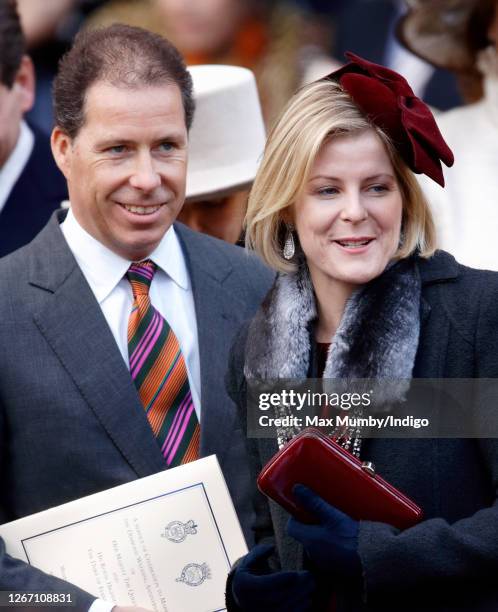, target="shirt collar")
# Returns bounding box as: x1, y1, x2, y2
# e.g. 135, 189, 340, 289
149, 222, 190, 290
61, 207, 189, 303
0, 121, 34, 213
